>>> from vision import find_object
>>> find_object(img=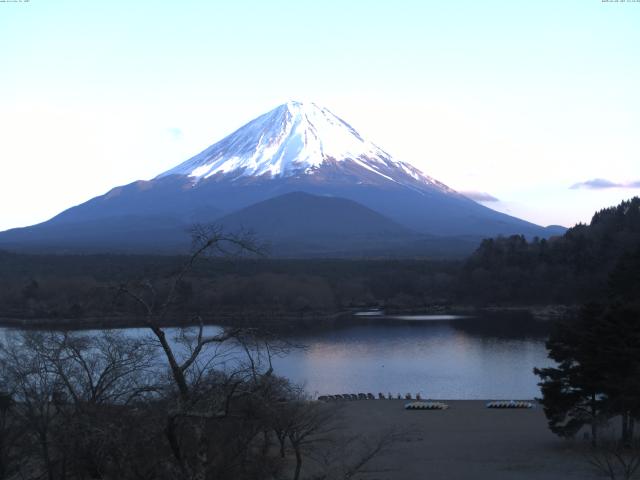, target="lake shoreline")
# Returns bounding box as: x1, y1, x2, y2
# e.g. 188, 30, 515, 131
330, 399, 592, 479
2, 313, 553, 400
0, 304, 576, 330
